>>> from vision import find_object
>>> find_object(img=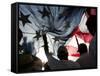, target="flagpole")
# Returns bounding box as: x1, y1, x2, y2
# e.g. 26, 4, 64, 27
75, 35, 79, 48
